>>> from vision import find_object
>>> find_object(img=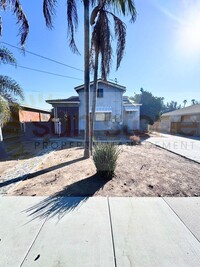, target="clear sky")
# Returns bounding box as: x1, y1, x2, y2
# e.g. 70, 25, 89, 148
1, 0, 200, 110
